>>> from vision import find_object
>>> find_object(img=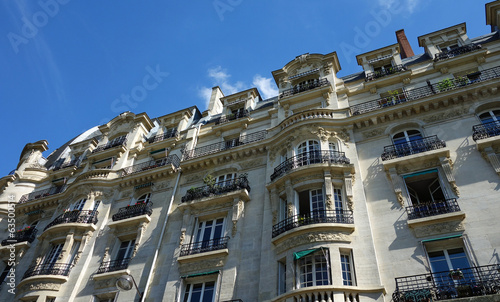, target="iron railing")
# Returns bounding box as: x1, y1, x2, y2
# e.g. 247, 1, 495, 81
365, 64, 407, 81
406, 198, 461, 220
215, 110, 249, 125
1, 227, 38, 246
147, 129, 178, 144
181, 176, 250, 203
112, 202, 153, 221
180, 236, 230, 257
270, 151, 350, 182
183, 130, 267, 160
23, 263, 73, 279
434, 44, 482, 61
44, 210, 98, 231
472, 121, 500, 141
393, 264, 500, 302
381, 135, 446, 161
19, 186, 65, 204
279, 78, 329, 99
350, 65, 500, 116
272, 210, 354, 238
96, 258, 131, 274
53, 158, 79, 171
92, 137, 127, 154
122, 155, 181, 176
